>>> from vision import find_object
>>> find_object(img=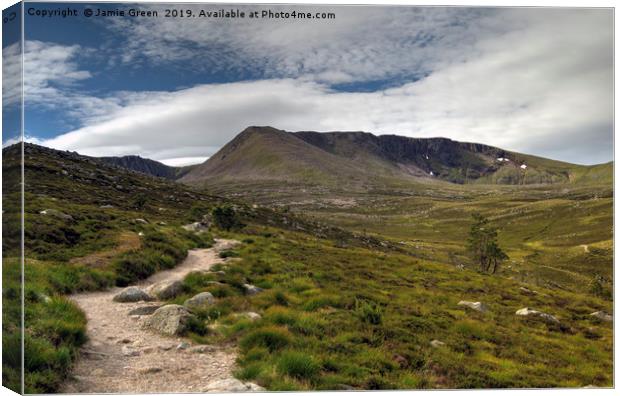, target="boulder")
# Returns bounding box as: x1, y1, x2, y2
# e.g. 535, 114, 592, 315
590, 311, 612, 322
39, 209, 73, 221
457, 301, 487, 312
203, 378, 265, 392
515, 307, 559, 324
143, 305, 193, 336
113, 287, 153, 303
243, 284, 263, 296
184, 292, 215, 311
147, 280, 185, 300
